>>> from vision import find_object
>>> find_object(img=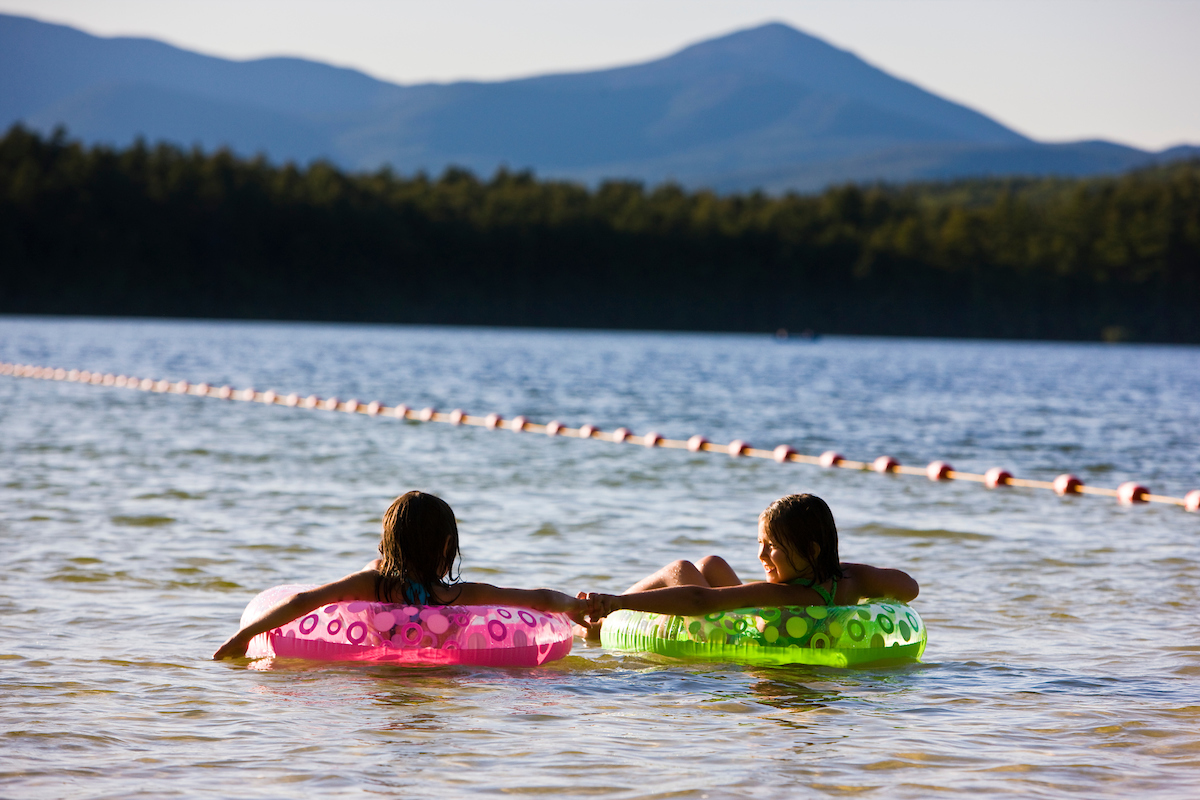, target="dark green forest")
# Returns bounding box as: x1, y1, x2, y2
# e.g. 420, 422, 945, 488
2, 126, 1197, 341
